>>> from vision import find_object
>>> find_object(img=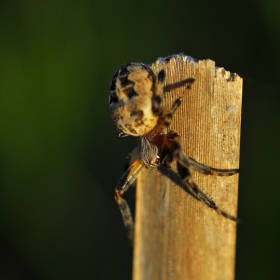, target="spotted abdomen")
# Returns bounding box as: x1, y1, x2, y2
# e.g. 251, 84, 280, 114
109, 63, 159, 137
